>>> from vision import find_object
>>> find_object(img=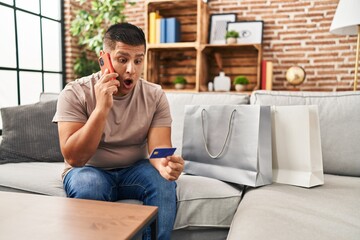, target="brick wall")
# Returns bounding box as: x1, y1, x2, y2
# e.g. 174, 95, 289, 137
65, 0, 358, 91
64, 0, 94, 82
